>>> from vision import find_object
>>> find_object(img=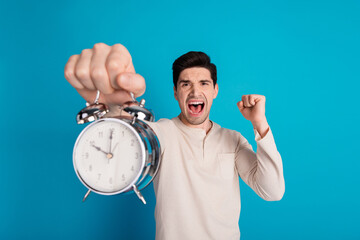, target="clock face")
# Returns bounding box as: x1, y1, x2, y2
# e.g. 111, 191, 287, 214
73, 119, 145, 194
